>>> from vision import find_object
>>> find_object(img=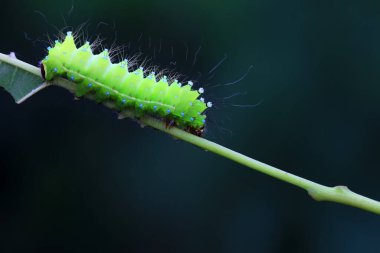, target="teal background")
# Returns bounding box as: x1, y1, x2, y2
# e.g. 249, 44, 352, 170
1, 0, 380, 252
